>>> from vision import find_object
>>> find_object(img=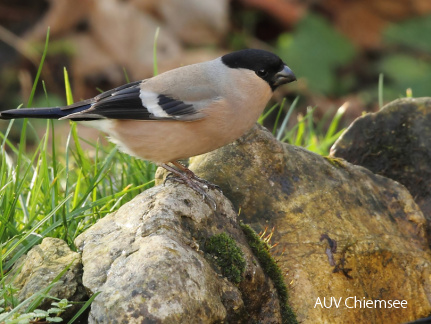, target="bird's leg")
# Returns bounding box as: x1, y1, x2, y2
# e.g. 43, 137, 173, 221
171, 161, 221, 191
159, 162, 219, 209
